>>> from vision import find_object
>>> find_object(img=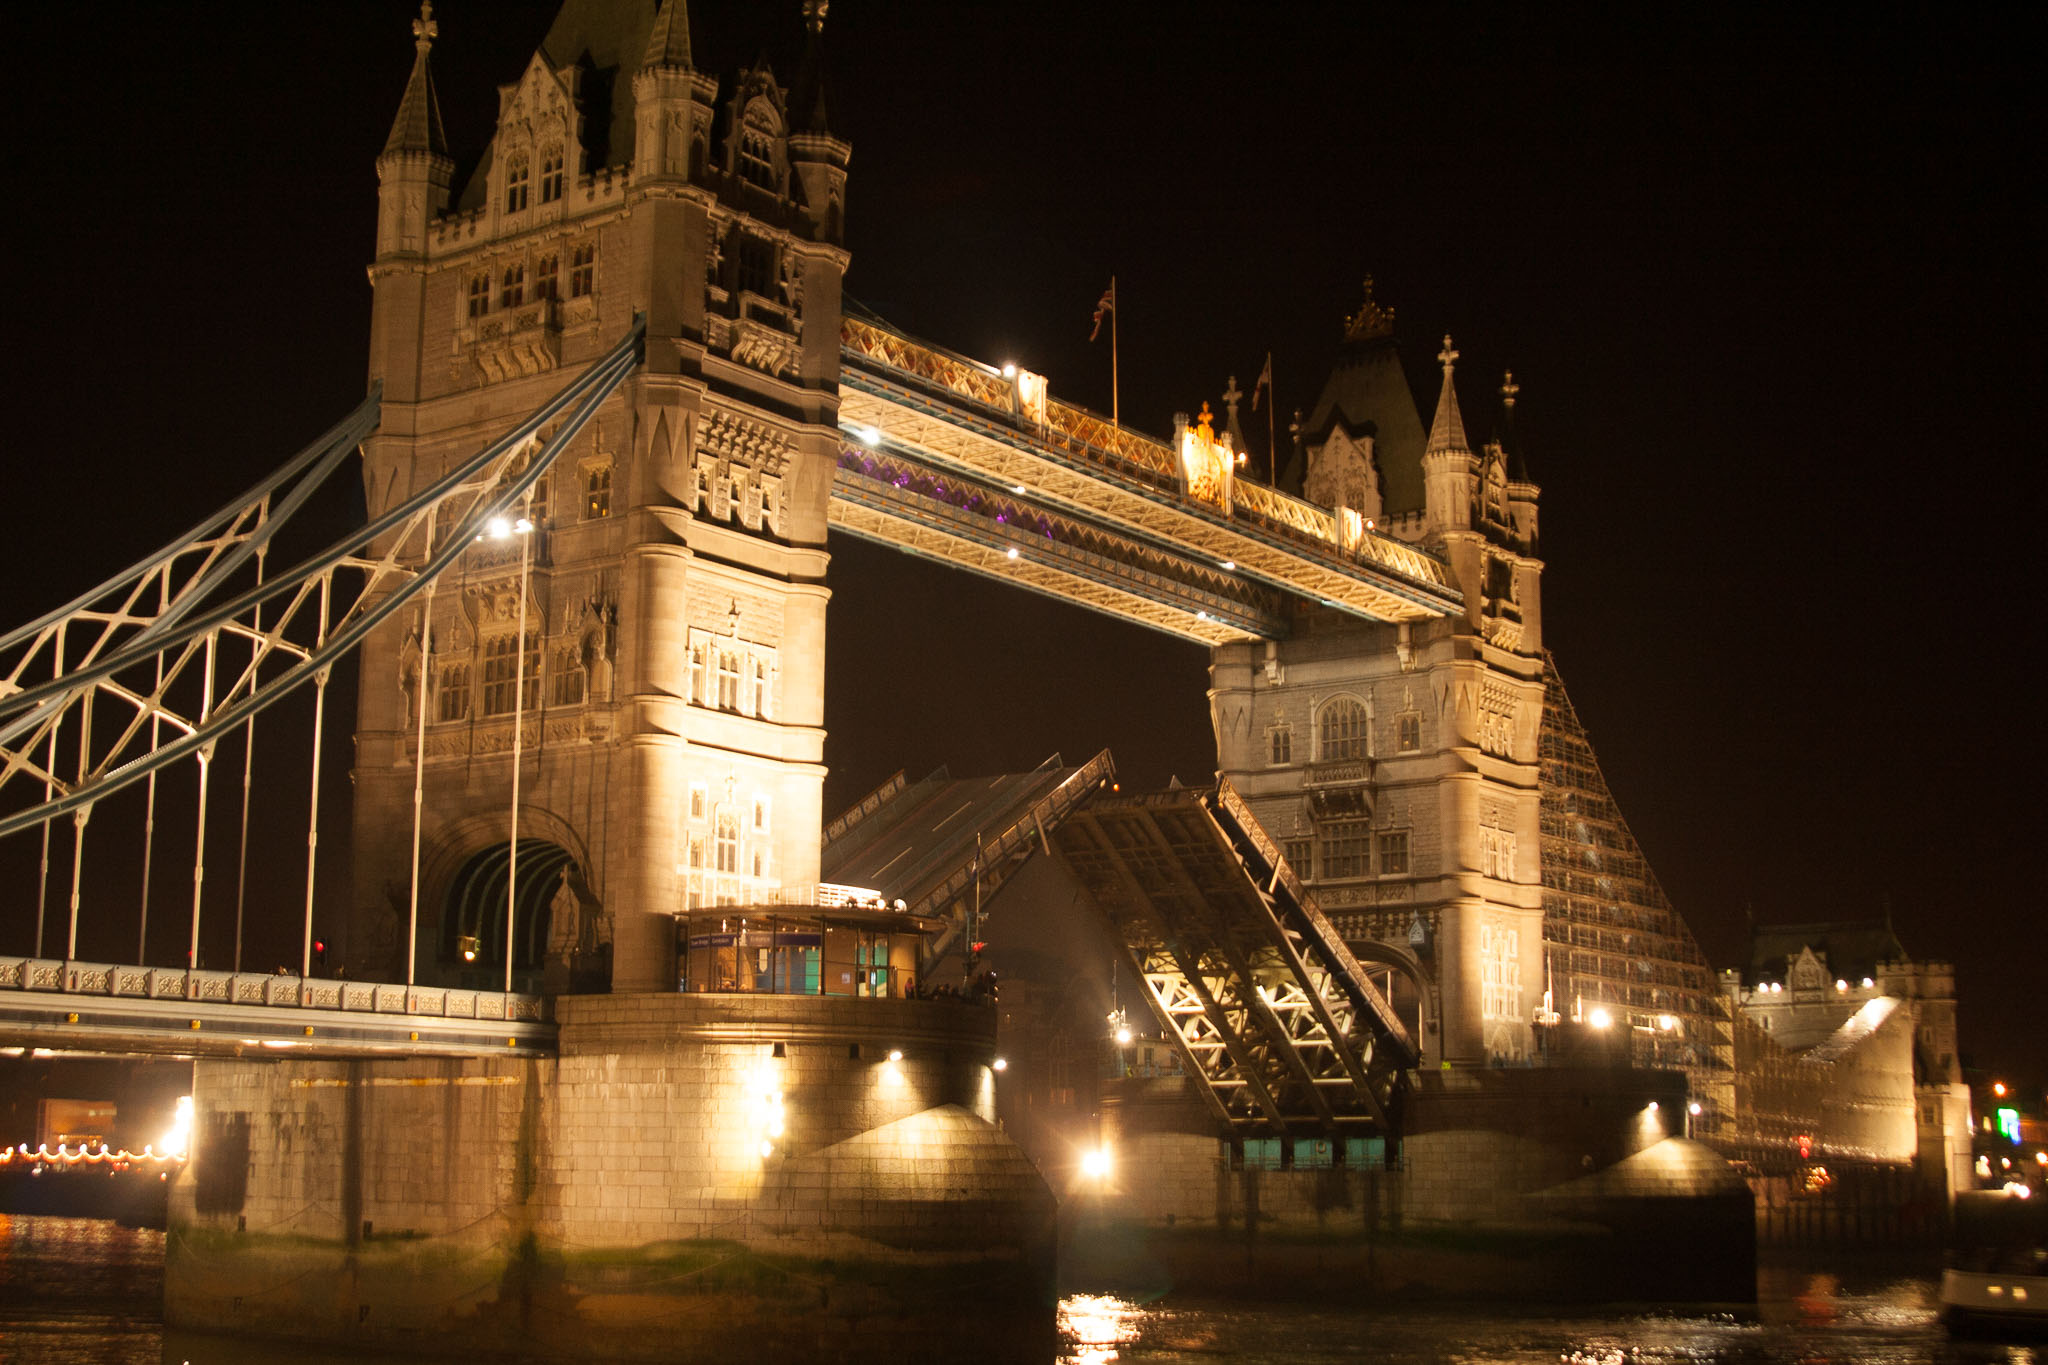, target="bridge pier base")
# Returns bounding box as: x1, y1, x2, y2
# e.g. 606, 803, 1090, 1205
164, 994, 1055, 1361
